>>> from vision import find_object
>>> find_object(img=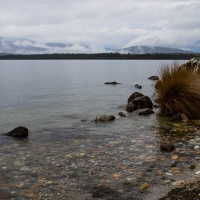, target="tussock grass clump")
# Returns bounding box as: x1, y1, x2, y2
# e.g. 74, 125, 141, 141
154, 62, 200, 119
